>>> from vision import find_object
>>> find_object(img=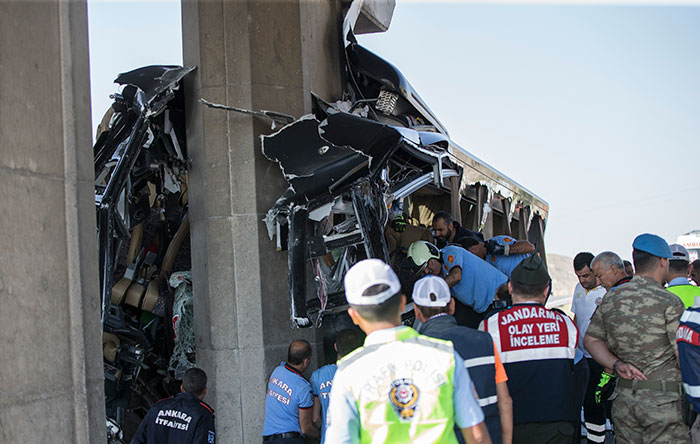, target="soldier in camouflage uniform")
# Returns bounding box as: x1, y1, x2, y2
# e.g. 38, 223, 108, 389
584, 233, 688, 444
